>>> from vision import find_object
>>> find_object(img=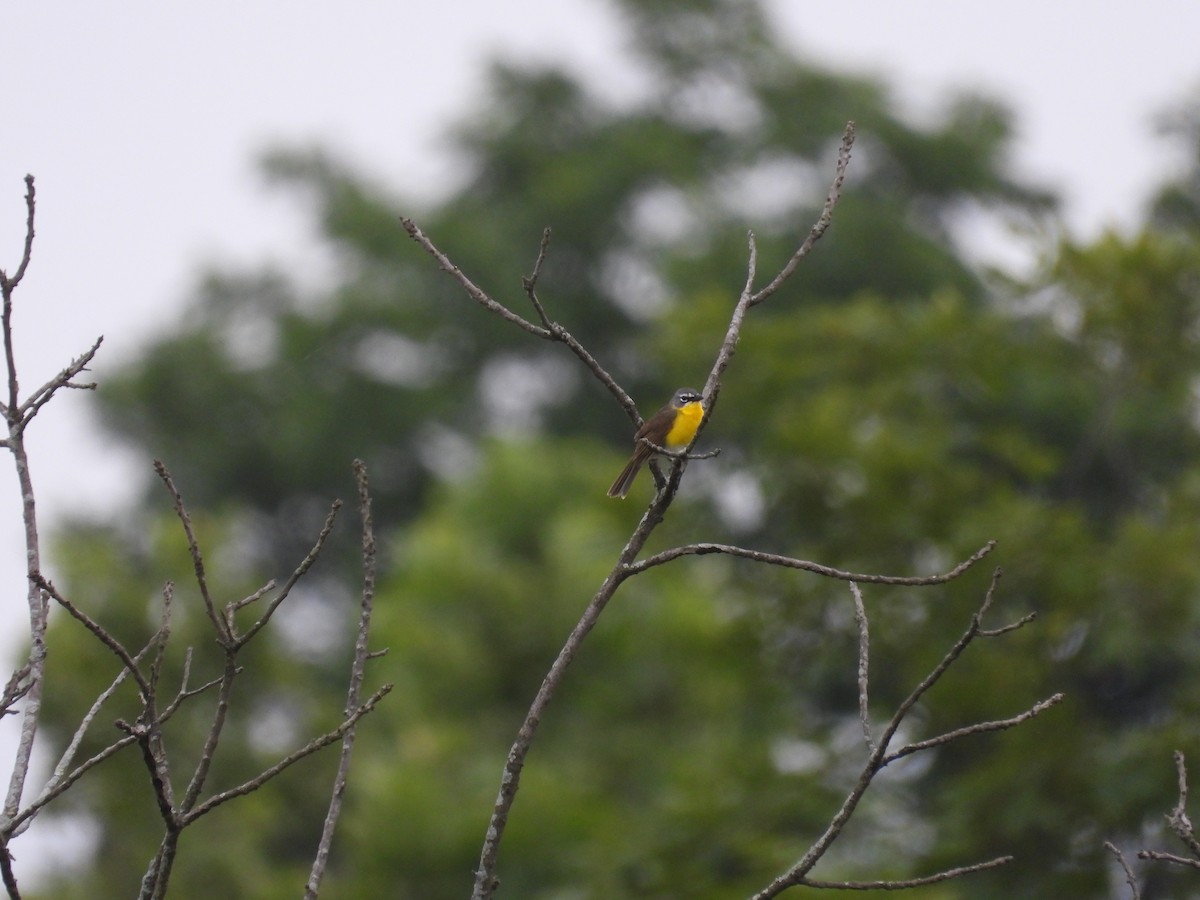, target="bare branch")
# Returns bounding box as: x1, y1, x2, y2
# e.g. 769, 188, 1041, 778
1134, 751, 1200, 881
797, 854, 1014, 890
979, 611, 1037, 637
1105, 841, 1141, 900
16, 335, 103, 431
750, 122, 856, 306
33, 573, 152, 699
519, 232, 640, 424
0, 176, 37, 294
850, 583, 874, 753
230, 579, 276, 613
177, 658, 237, 815
626, 540, 995, 584
753, 567, 1056, 899
154, 460, 227, 643
0, 177, 55, 827
182, 684, 392, 825
520, 227, 553, 322
116, 718, 178, 830
0, 844, 20, 900
305, 460, 385, 899
697, 121, 856, 444
1168, 751, 1200, 857
405, 216, 640, 424
470, 122, 860, 900
0, 666, 32, 719
233, 500, 341, 647
1136, 849, 1200, 869
635, 436, 720, 461
400, 217, 550, 338
883, 693, 1065, 764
